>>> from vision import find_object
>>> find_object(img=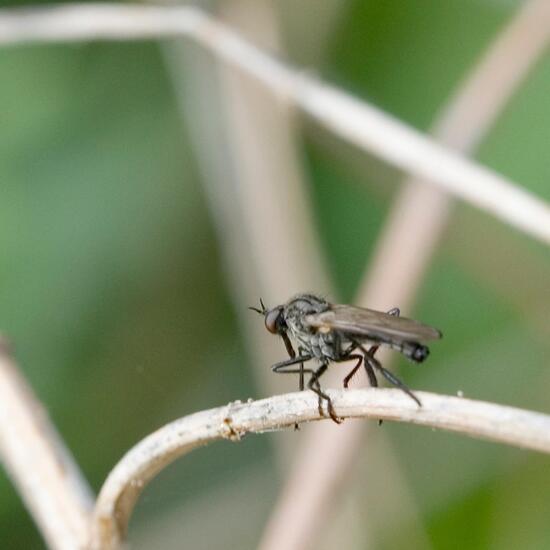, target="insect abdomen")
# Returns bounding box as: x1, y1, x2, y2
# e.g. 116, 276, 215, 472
414, 345, 429, 362
400, 342, 429, 363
